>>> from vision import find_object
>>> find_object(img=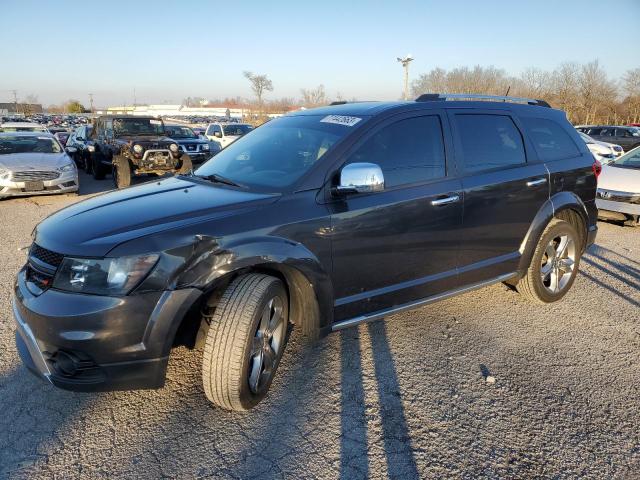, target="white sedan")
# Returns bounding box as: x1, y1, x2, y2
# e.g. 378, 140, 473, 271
0, 132, 78, 199
596, 145, 640, 226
